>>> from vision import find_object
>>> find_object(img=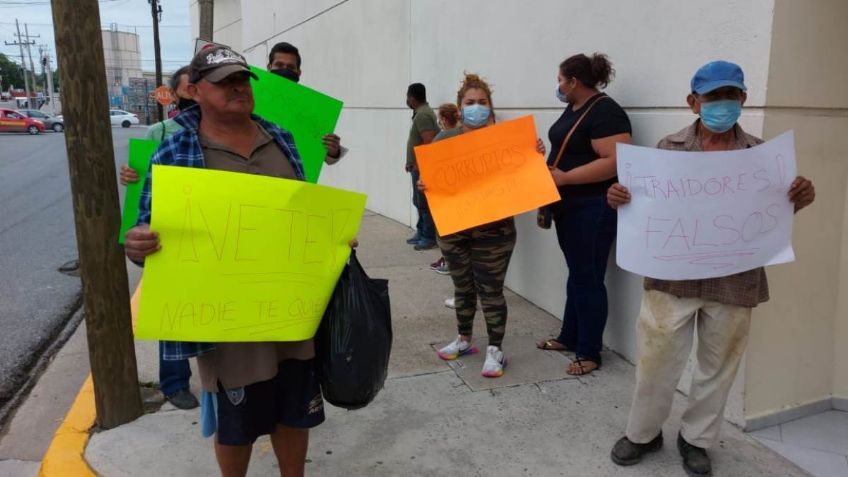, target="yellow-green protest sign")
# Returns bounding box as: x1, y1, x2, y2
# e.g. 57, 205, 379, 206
119, 138, 159, 243
136, 165, 367, 342
250, 66, 344, 184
